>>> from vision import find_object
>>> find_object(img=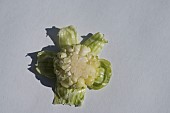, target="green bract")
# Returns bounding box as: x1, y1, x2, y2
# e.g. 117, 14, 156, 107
36, 25, 112, 106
